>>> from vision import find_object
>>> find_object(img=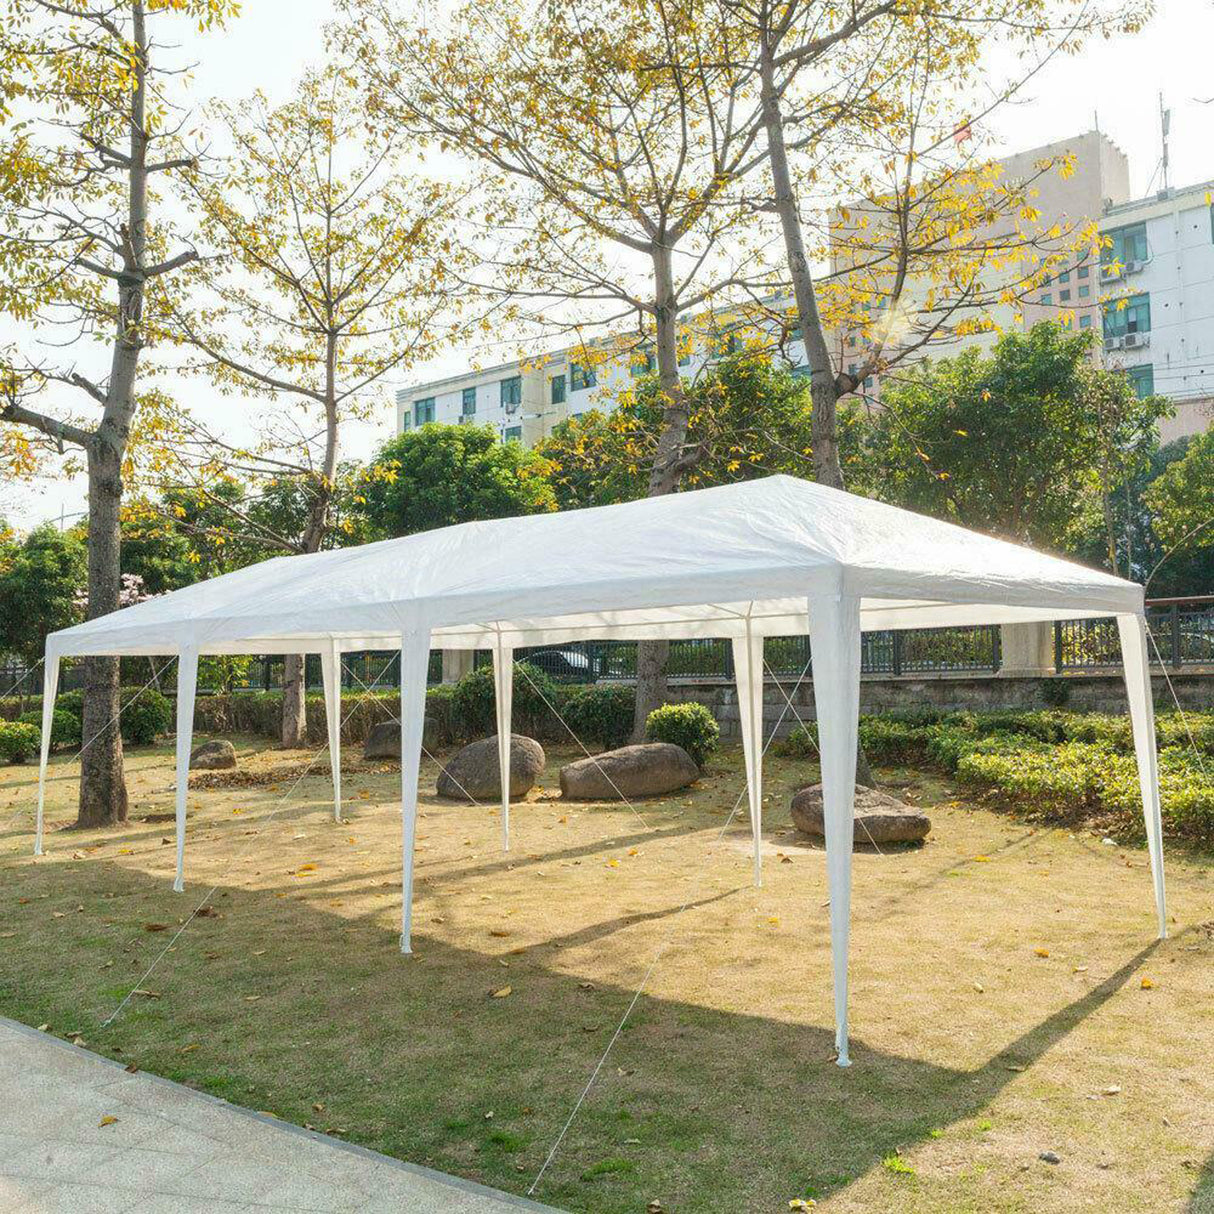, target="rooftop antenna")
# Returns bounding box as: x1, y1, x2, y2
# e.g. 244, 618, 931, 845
1159, 92, 1171, 191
